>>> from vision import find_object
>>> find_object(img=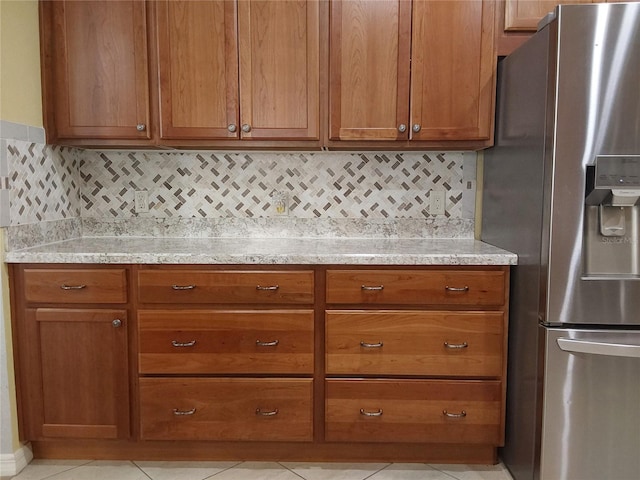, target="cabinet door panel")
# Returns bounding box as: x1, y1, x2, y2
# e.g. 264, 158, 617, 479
505, 0, 590, 32
50, 1, 150, 140
156, 0, 239, 139
238, 0, 319, 140
410, 0, 495, 141
329, 0, 411, 140
35, 309, 129, 439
